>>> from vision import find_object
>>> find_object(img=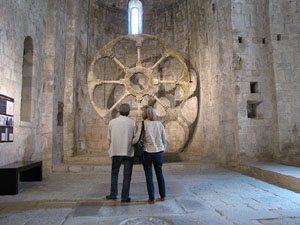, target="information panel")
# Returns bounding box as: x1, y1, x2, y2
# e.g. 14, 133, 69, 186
0, 94, 14, 143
